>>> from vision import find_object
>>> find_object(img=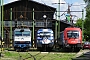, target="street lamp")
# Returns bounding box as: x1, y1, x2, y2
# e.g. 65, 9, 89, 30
43, 15, 47, 18
43, 15, 47, 28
